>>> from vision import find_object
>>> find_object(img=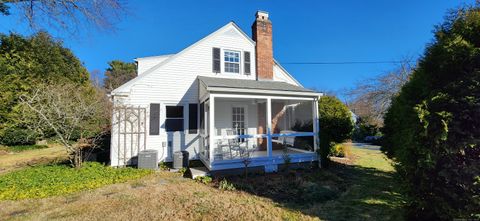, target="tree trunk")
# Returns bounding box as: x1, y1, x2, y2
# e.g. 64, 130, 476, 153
73, 148, 82, 168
